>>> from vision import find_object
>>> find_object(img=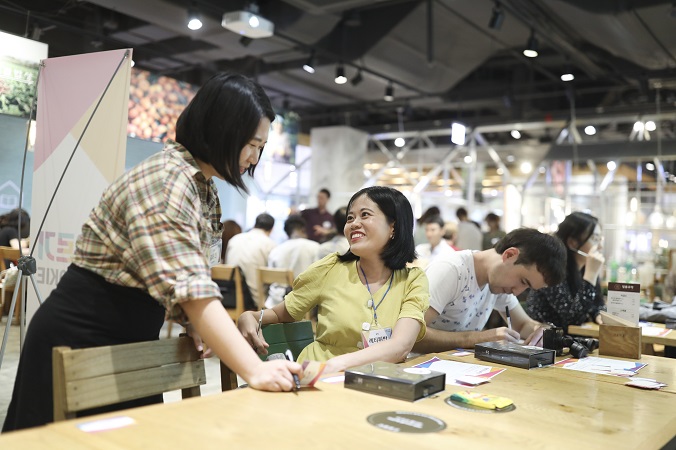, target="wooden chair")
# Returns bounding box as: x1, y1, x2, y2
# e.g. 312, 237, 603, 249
0, 246, 22, 321
256, 267, 294, 309
165, 264, 244, 338
52, 336, 206, 421
212, 264, 245, 321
